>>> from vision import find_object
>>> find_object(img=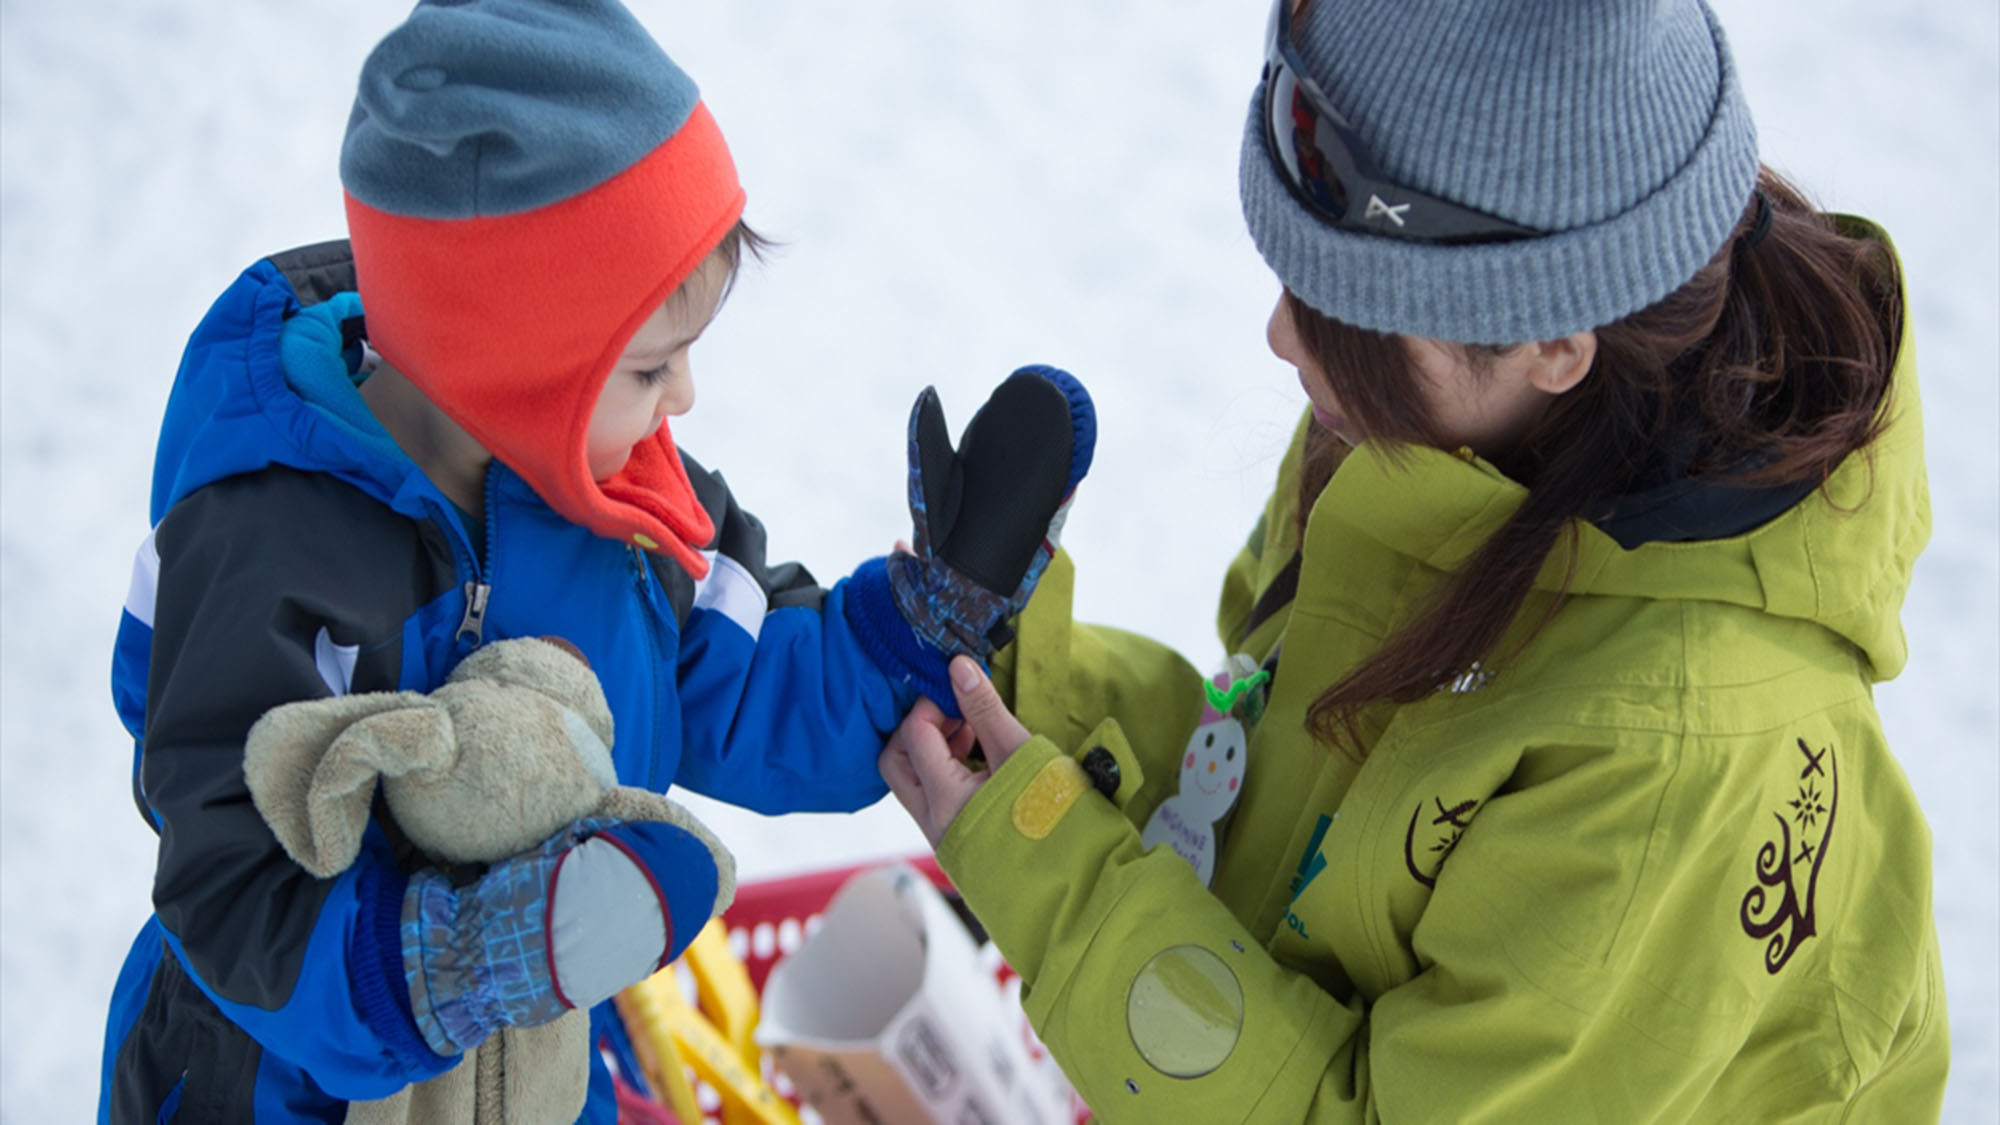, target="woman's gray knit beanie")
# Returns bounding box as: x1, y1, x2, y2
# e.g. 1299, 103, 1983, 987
1241, 0, 1760, 345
